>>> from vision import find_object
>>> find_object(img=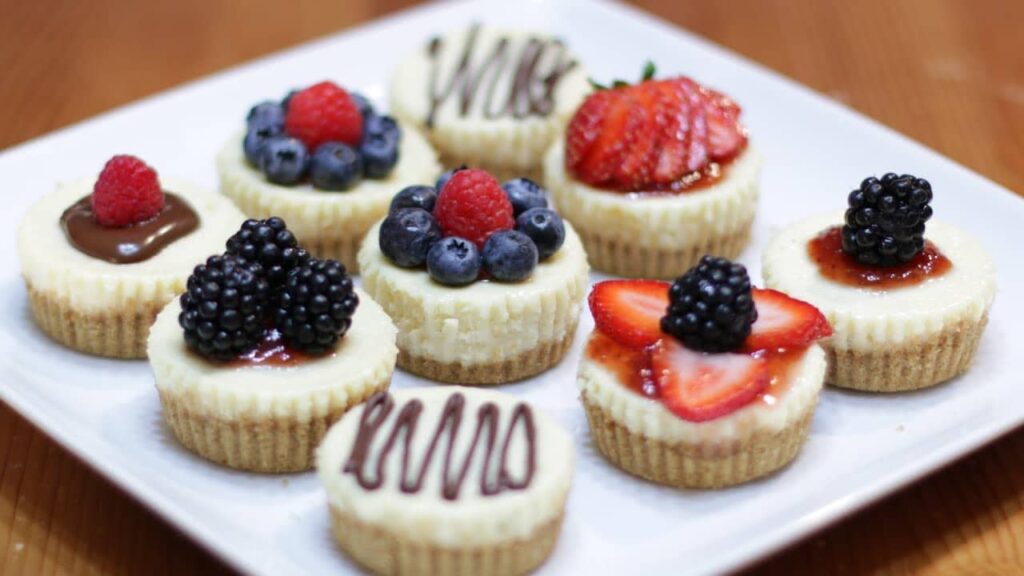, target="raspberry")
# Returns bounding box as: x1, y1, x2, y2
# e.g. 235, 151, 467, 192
91, 155, 164, 227
433, 169, 514, 248
284, 81, 363, 151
